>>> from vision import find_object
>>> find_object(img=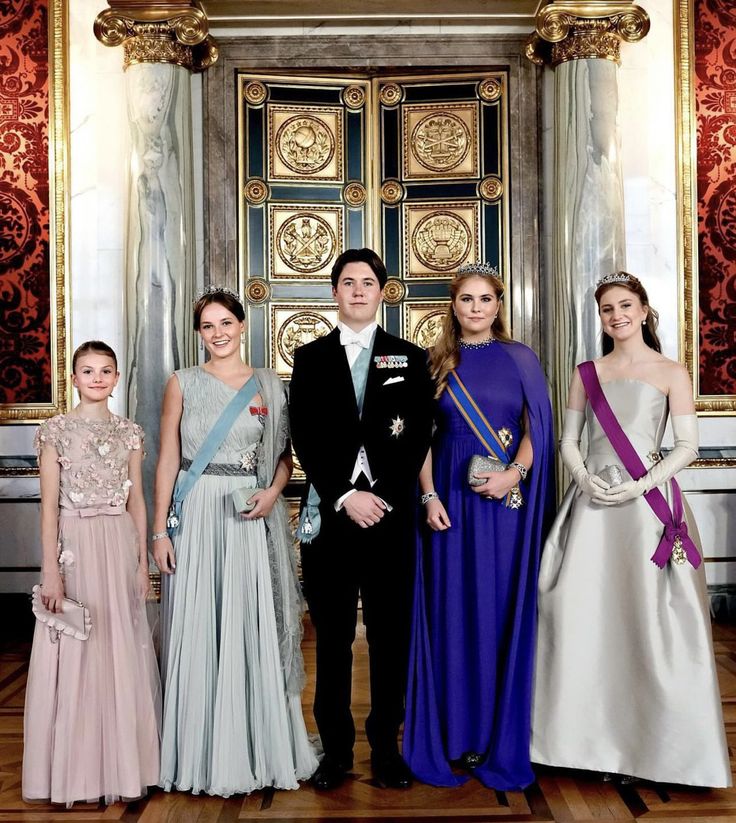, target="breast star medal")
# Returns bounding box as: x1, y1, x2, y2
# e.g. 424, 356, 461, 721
389, 416, 405, 438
